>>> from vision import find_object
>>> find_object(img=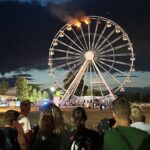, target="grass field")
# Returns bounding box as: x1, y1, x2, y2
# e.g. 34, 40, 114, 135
1, 106, 150, 131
